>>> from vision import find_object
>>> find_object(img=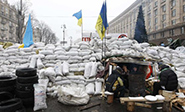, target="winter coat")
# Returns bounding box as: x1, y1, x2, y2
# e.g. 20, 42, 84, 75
159, 65, 178, 91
